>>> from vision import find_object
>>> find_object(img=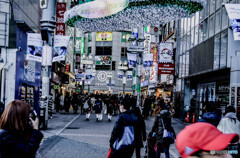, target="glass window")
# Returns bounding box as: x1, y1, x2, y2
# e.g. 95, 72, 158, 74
187, 31, 191, 50
199, 22, 204, 43
204, 0, 209, 18
216, 0, 222, 9
191, 28, 194, 48
203, 19, 208, 40
191, 16, 195, 30
209, 15, 215, 37
96, 47, 112, 55
179, 55, 183, 78
184, 18, 188, 35
194, 26, 198, 45
181, 18, 184, 37
213, 34, 220, 69
195, 12, 200, 26
186, 51, 189, 76
215, 10, 221, 33
187, 18, 191, 32
220, 31, 227, 68
222, 7, 228, 29
200, 10, 204, 22
209, 0, 215, 15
